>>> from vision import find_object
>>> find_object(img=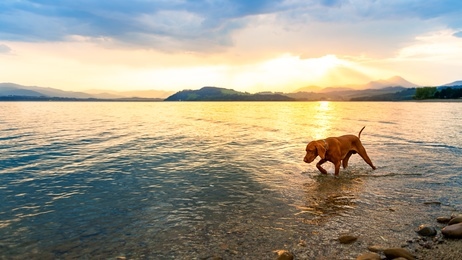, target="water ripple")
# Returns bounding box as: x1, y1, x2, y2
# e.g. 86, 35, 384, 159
0, 102, 461, 259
